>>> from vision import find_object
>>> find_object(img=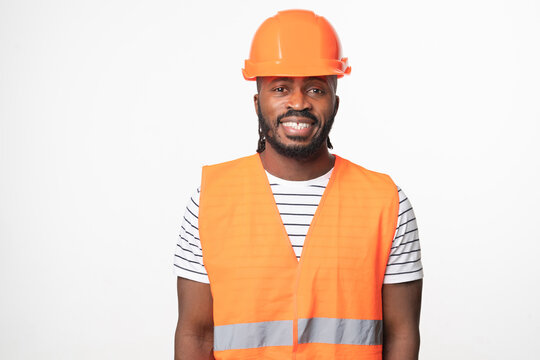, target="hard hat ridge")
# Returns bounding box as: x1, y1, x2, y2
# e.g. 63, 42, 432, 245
242, 9, 351, 80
